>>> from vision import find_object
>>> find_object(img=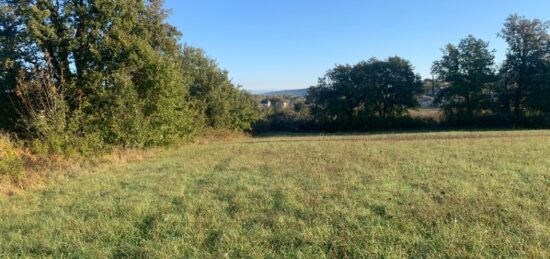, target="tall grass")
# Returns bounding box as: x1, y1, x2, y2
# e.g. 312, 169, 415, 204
0, 130, 549, 257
